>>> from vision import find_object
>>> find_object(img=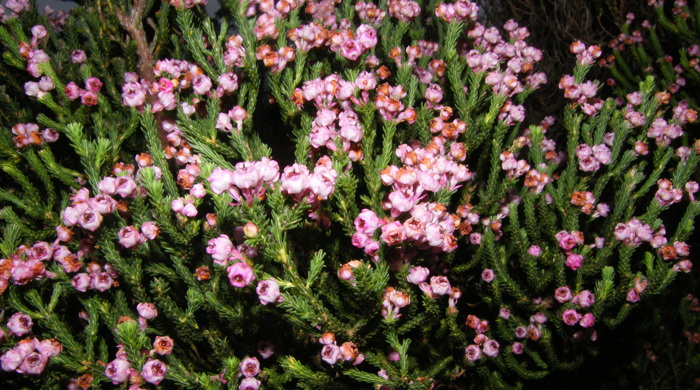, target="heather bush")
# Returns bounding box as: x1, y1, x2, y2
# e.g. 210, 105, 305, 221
0, 0, 698, 389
